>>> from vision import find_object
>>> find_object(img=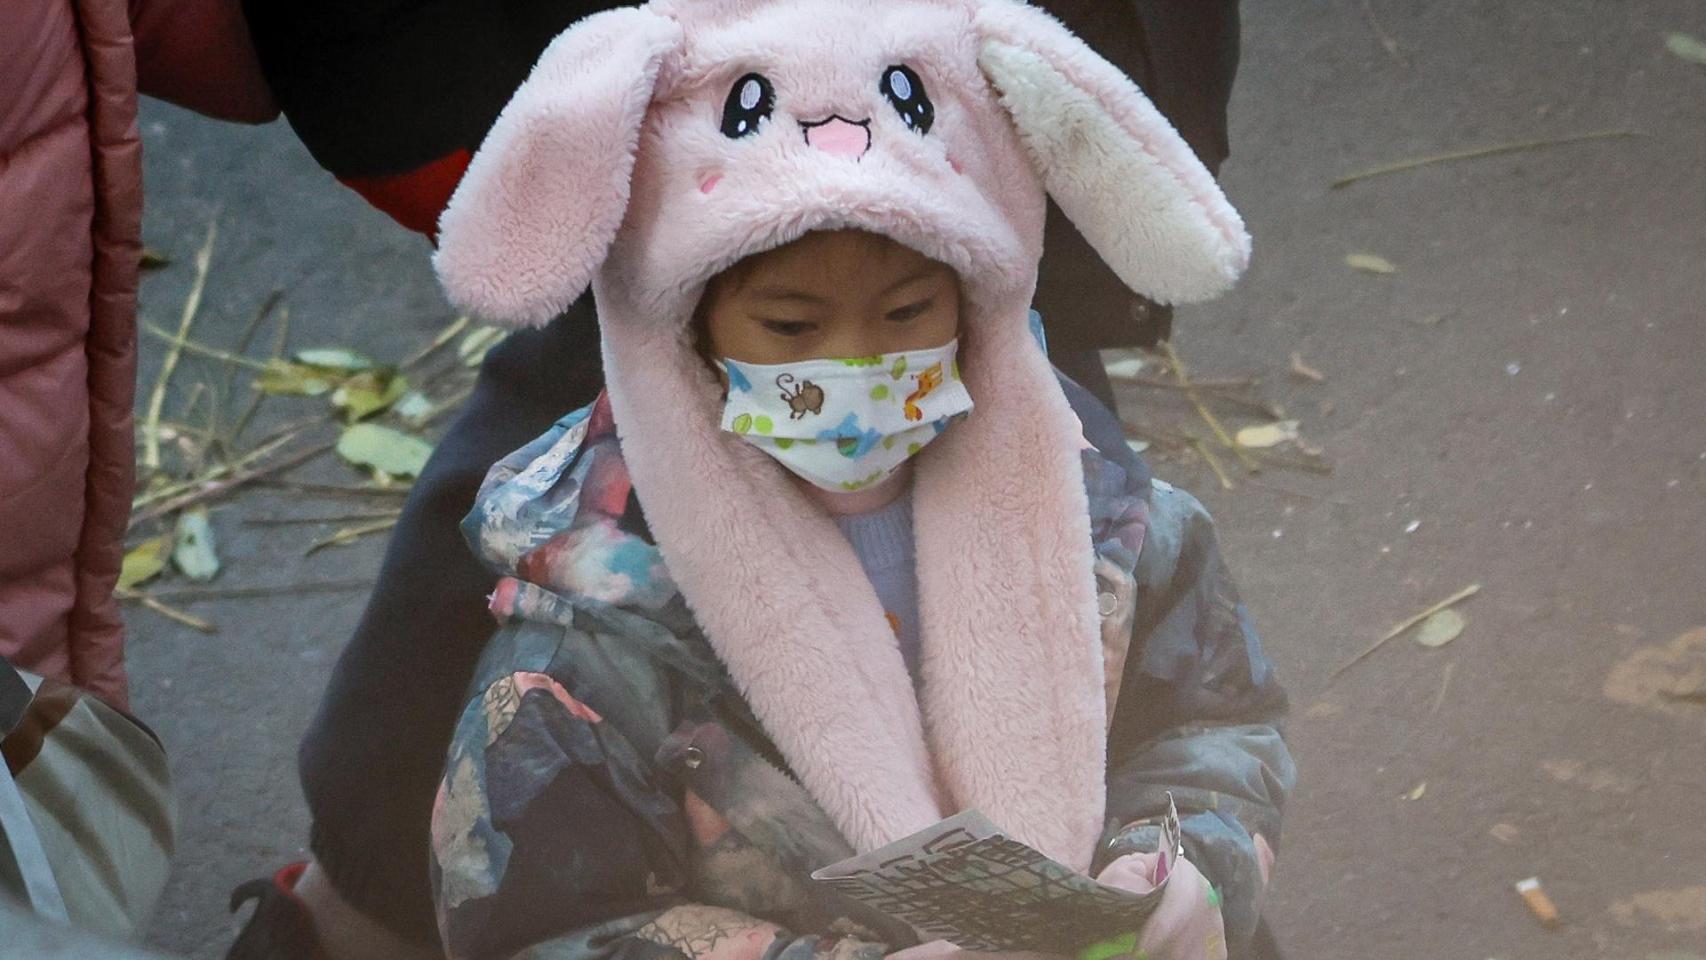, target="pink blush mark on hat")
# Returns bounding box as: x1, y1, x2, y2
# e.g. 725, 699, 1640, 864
699, 172, 725, 194
803, 117, 871, 159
